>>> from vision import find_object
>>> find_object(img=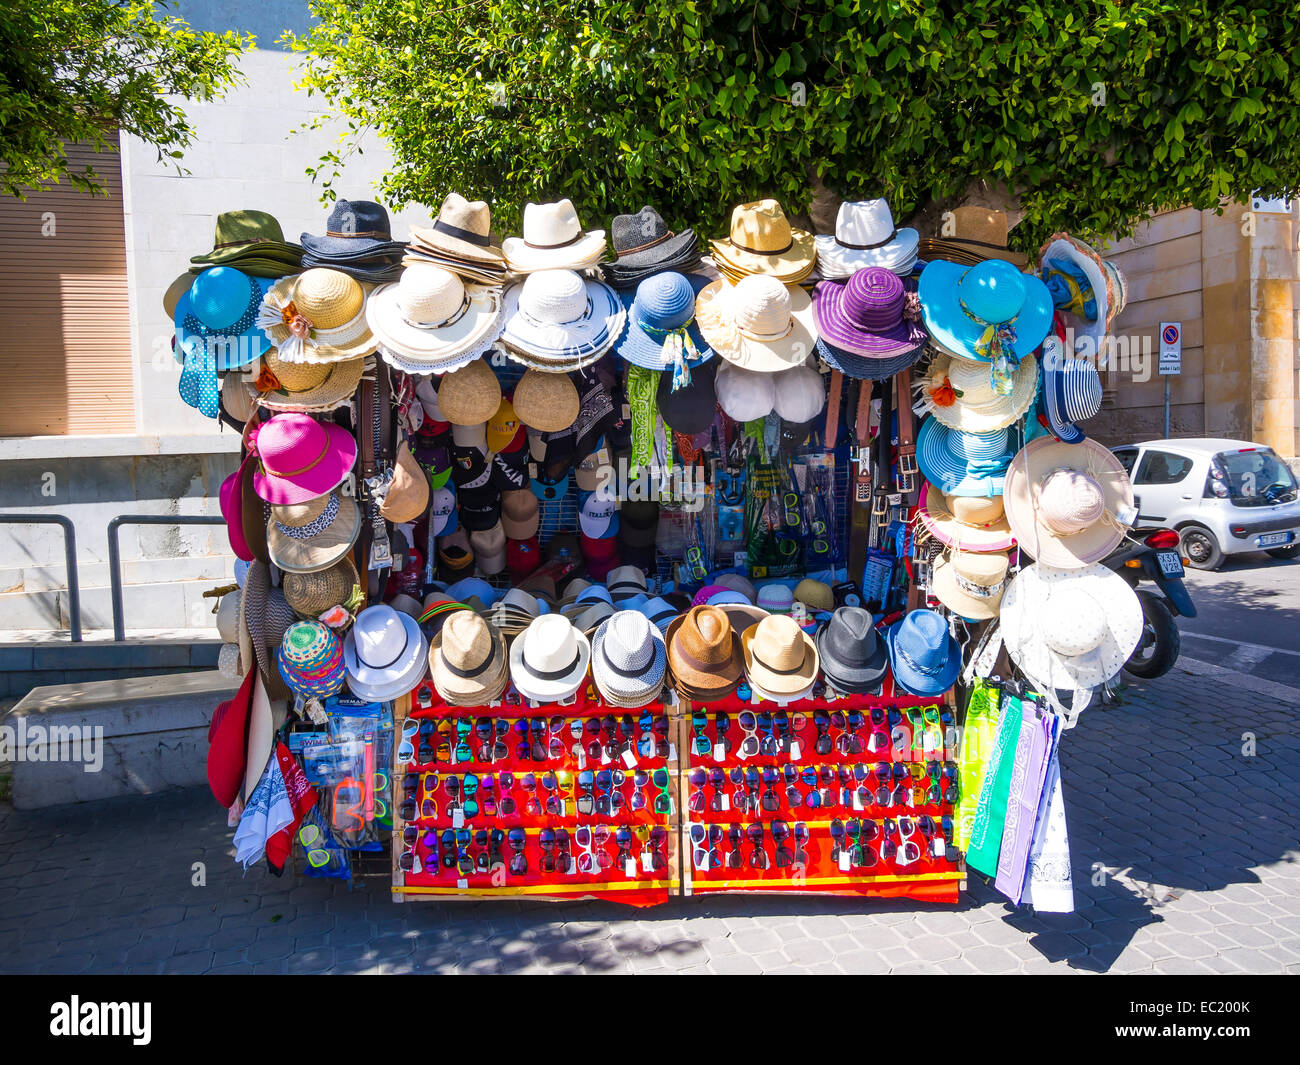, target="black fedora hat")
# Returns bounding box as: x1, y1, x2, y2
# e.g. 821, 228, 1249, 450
816, 607, 888, 693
